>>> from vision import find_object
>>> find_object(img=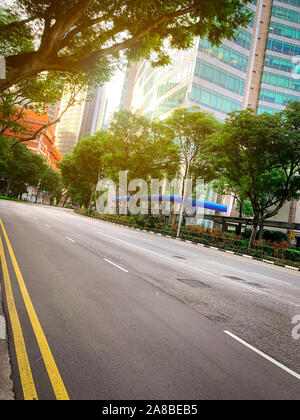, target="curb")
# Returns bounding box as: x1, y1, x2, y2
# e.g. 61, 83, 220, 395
0, 282, 14, 400
74, 213, 300, 273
